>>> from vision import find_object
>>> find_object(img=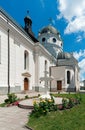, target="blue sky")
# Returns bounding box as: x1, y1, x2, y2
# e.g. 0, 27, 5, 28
0, 0, 85, 81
